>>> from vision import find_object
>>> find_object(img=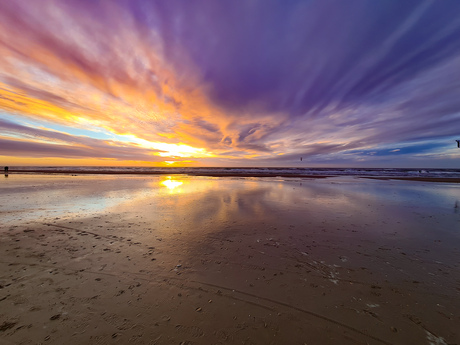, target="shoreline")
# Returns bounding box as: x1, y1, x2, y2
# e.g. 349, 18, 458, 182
5, 169, 460, 183
363, 176, 460, 183
6, 169, 332, 179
